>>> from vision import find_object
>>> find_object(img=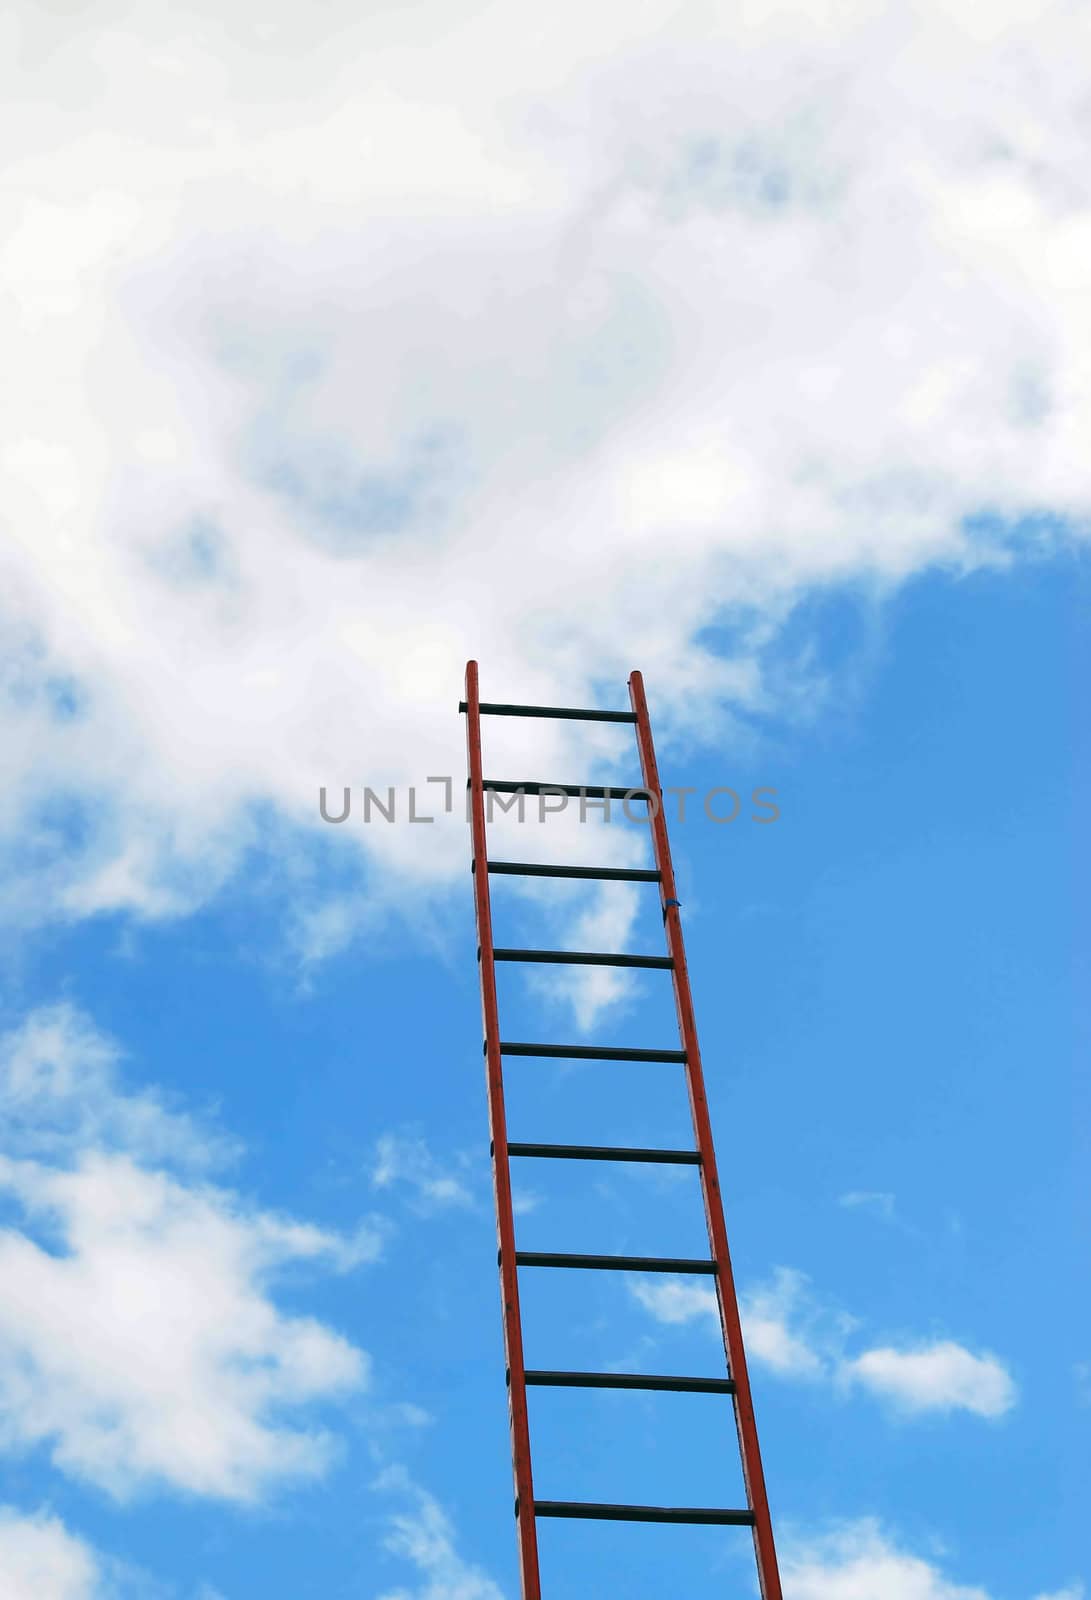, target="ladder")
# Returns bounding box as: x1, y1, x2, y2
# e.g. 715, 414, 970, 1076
461, 660, 782, 1600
